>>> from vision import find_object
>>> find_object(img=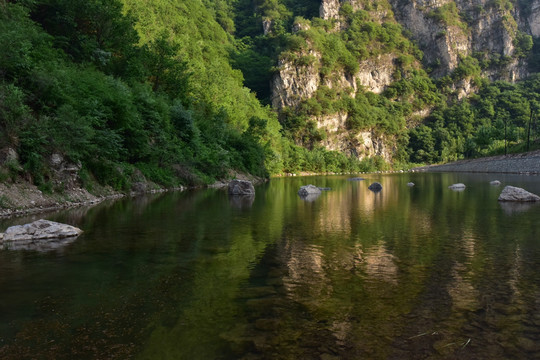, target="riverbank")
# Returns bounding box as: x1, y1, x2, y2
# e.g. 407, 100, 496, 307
2, 150, 539, 218
412, 150, 540, 174
0, 170, 267, 218
0, 181, 183, 218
